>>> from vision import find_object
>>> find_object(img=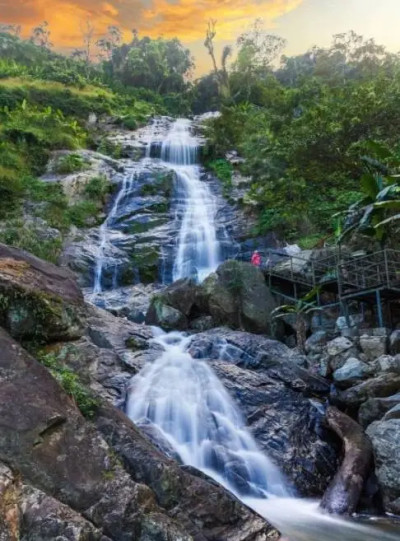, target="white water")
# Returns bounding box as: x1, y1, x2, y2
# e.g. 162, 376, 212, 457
127, 330, 288, 498
160, 119, 222, 282
93, 171, 135, 294
127, 330, 400, 541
